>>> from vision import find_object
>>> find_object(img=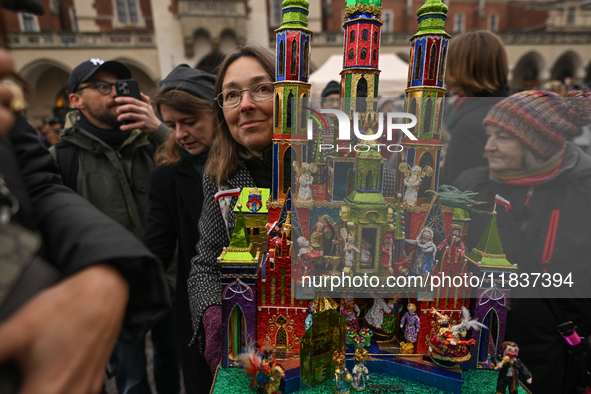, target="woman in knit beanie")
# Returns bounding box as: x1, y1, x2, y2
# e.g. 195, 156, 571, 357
454, 90, 591, 394
144, 64, 217, 394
